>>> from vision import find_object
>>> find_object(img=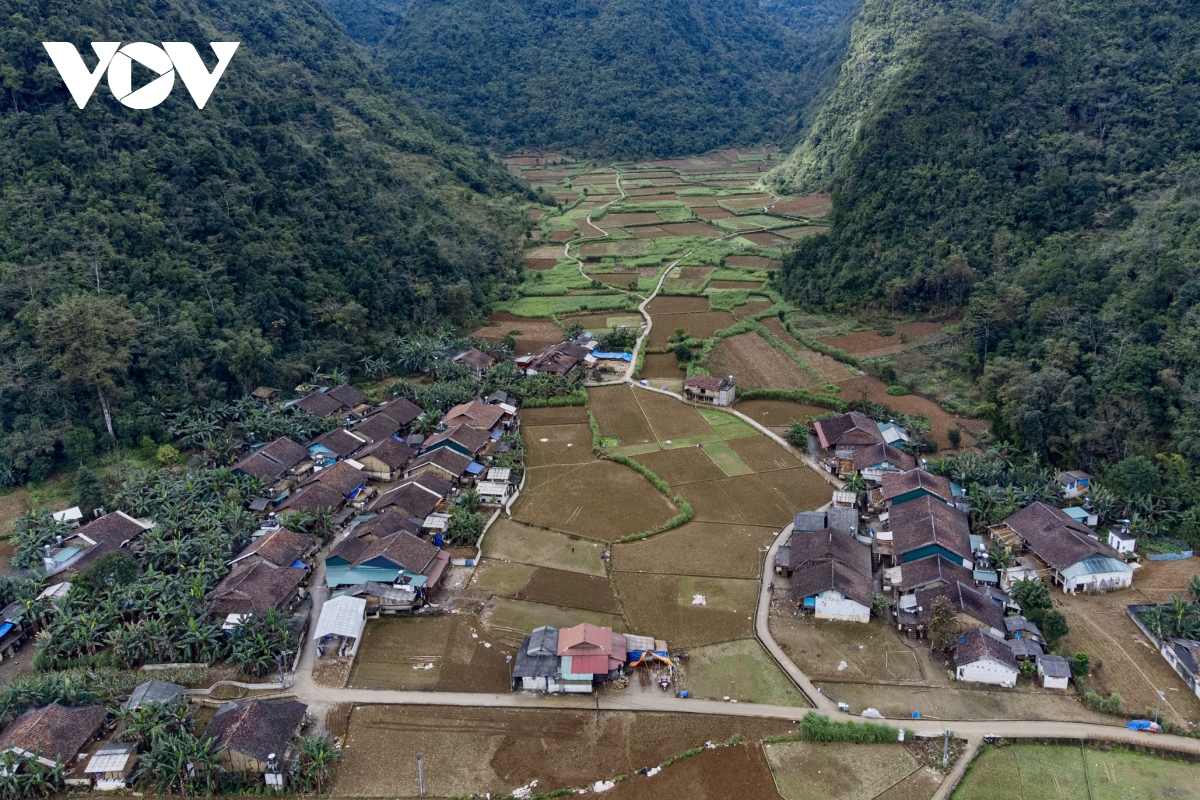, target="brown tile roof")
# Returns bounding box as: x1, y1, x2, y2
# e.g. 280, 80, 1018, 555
372, 398, 423, 426
1003, 501, 1118, 571
683, 375, 727, 392
301, 461, 366, 497
310, 428, 367, 458
232, 452, 288, 481
326, 383, 367, 409
406, 448, 471, 479
354, 437, 414, 470
294, 391, 346, 418
423, 423, 491, 455
441, 400, 505, 431
353, 509, 421, 539
205, 699, 306, 763
57, 511, 150, 579
789, 529, 872, 577
259, 437, 310, 468
207, 561, 306, 616
327, 534, 369, 564
353, 413, 403, 443
913, 581, 1006, 632
852, 442, 916, 472
234, 438, 309, 480
890, 496, 972, 562
230, 529, 317, 569
278, 483, 344, 514
896, 555, 974, 592
814, 412, 884, 449
0, 705, 107, 765
954, 628, 1019, 672
791, 561, 873, 609
881, 469, 953, 503
374, 479, 446, 520
453, 348, 496, 370
354, 531, 439, 573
